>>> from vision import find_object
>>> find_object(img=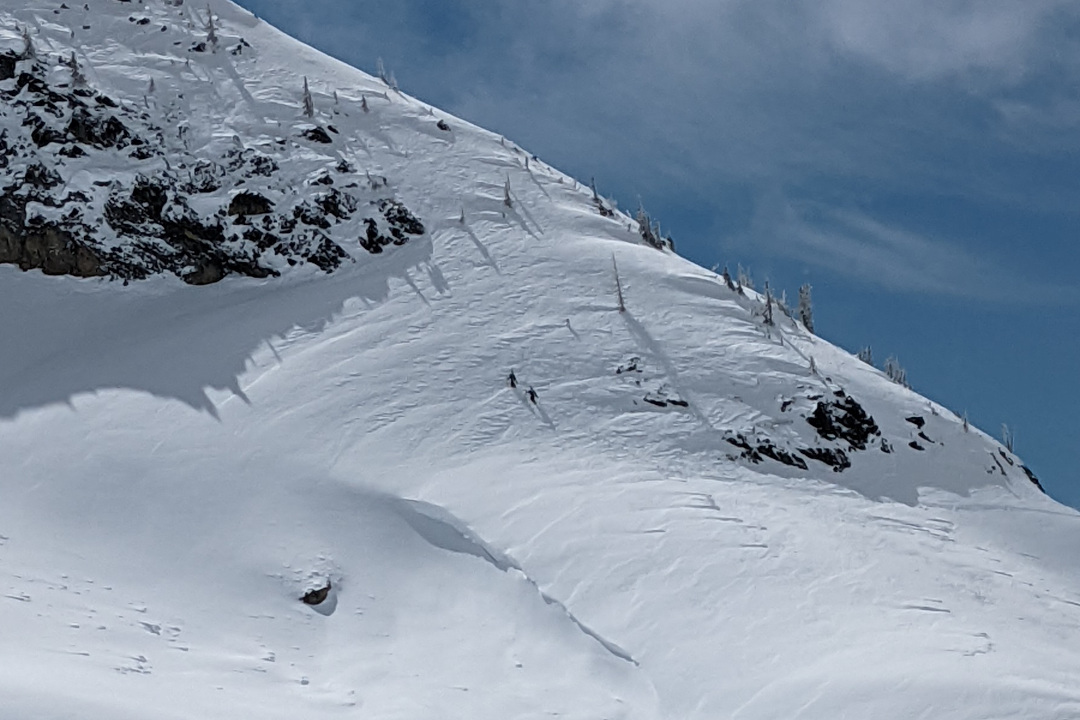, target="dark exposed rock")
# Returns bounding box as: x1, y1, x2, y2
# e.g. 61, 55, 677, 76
302, 581, 332, 606
905, 416, 926, 429
0, 52, 16, 82
242, 226, 281, 251
301, 126, 333, 144
294, 201, 332, 229
0, 47, 420, 286
806, 393, 880, 450
228, 191, 274, 217
184, 261, 225, 286
799, 447, 851, 472
224, 148, 278, 177
380, 199, 425, 237
909, 441, 925, 451
306, 232, 349, 272
130, 174, 168, 218
727, 435, 808, 470
0, 217, 103, 278
24, 163, 62, 189
360, 217, 385, 254
359, 200, 425, 254
726, 435, 761, 463
186, 160, 224, 193
30, 119, 66, 148
757, 441, 808, 470
1022, 466, 1045, 493
67, 108, 131, 148
316, 188, 358, 220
